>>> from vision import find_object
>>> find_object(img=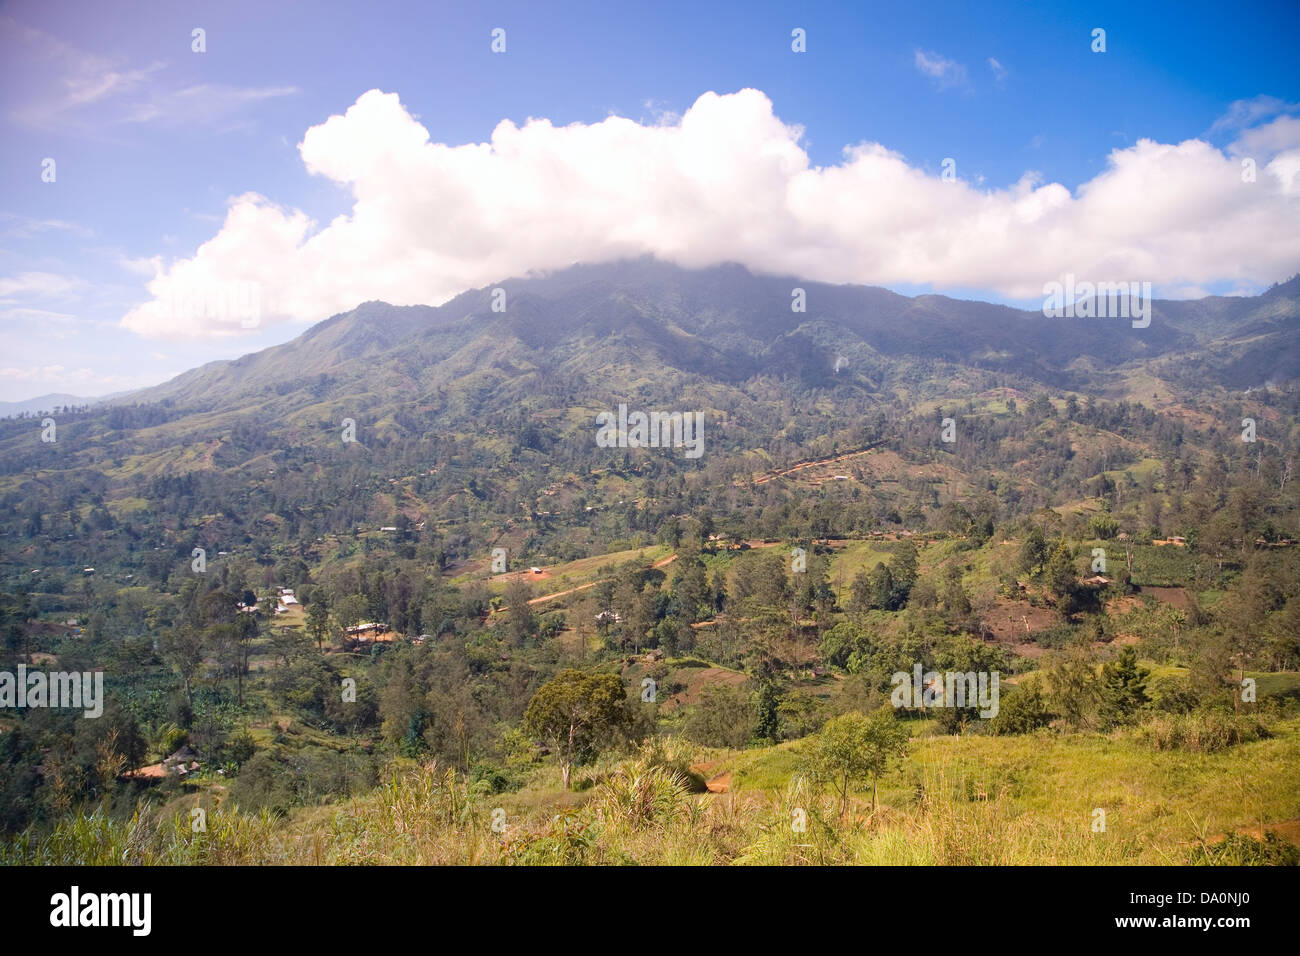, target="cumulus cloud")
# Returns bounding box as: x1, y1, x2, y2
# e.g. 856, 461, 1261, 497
121, 88, 1300, 339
